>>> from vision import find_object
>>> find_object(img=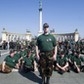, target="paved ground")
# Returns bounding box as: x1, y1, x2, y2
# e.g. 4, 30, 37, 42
0, 50, 9, 57
0, 70, 84, 84
0, 50, 9, 63
0, 50, 84, 84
